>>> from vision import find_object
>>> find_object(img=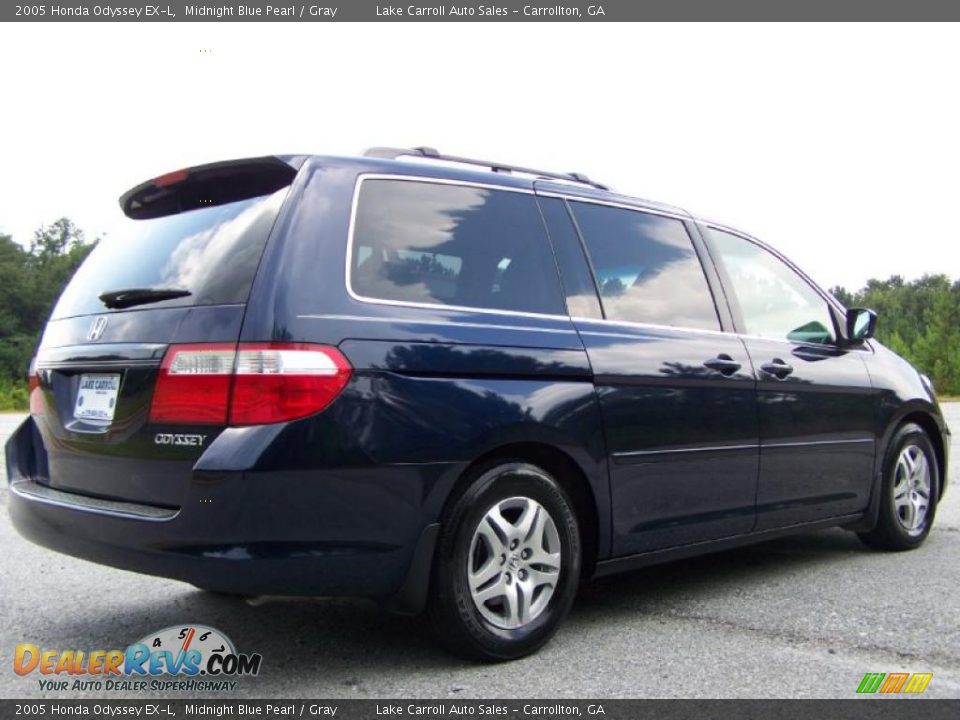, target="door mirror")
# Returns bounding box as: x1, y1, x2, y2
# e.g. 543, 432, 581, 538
846, 307, 877, 342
